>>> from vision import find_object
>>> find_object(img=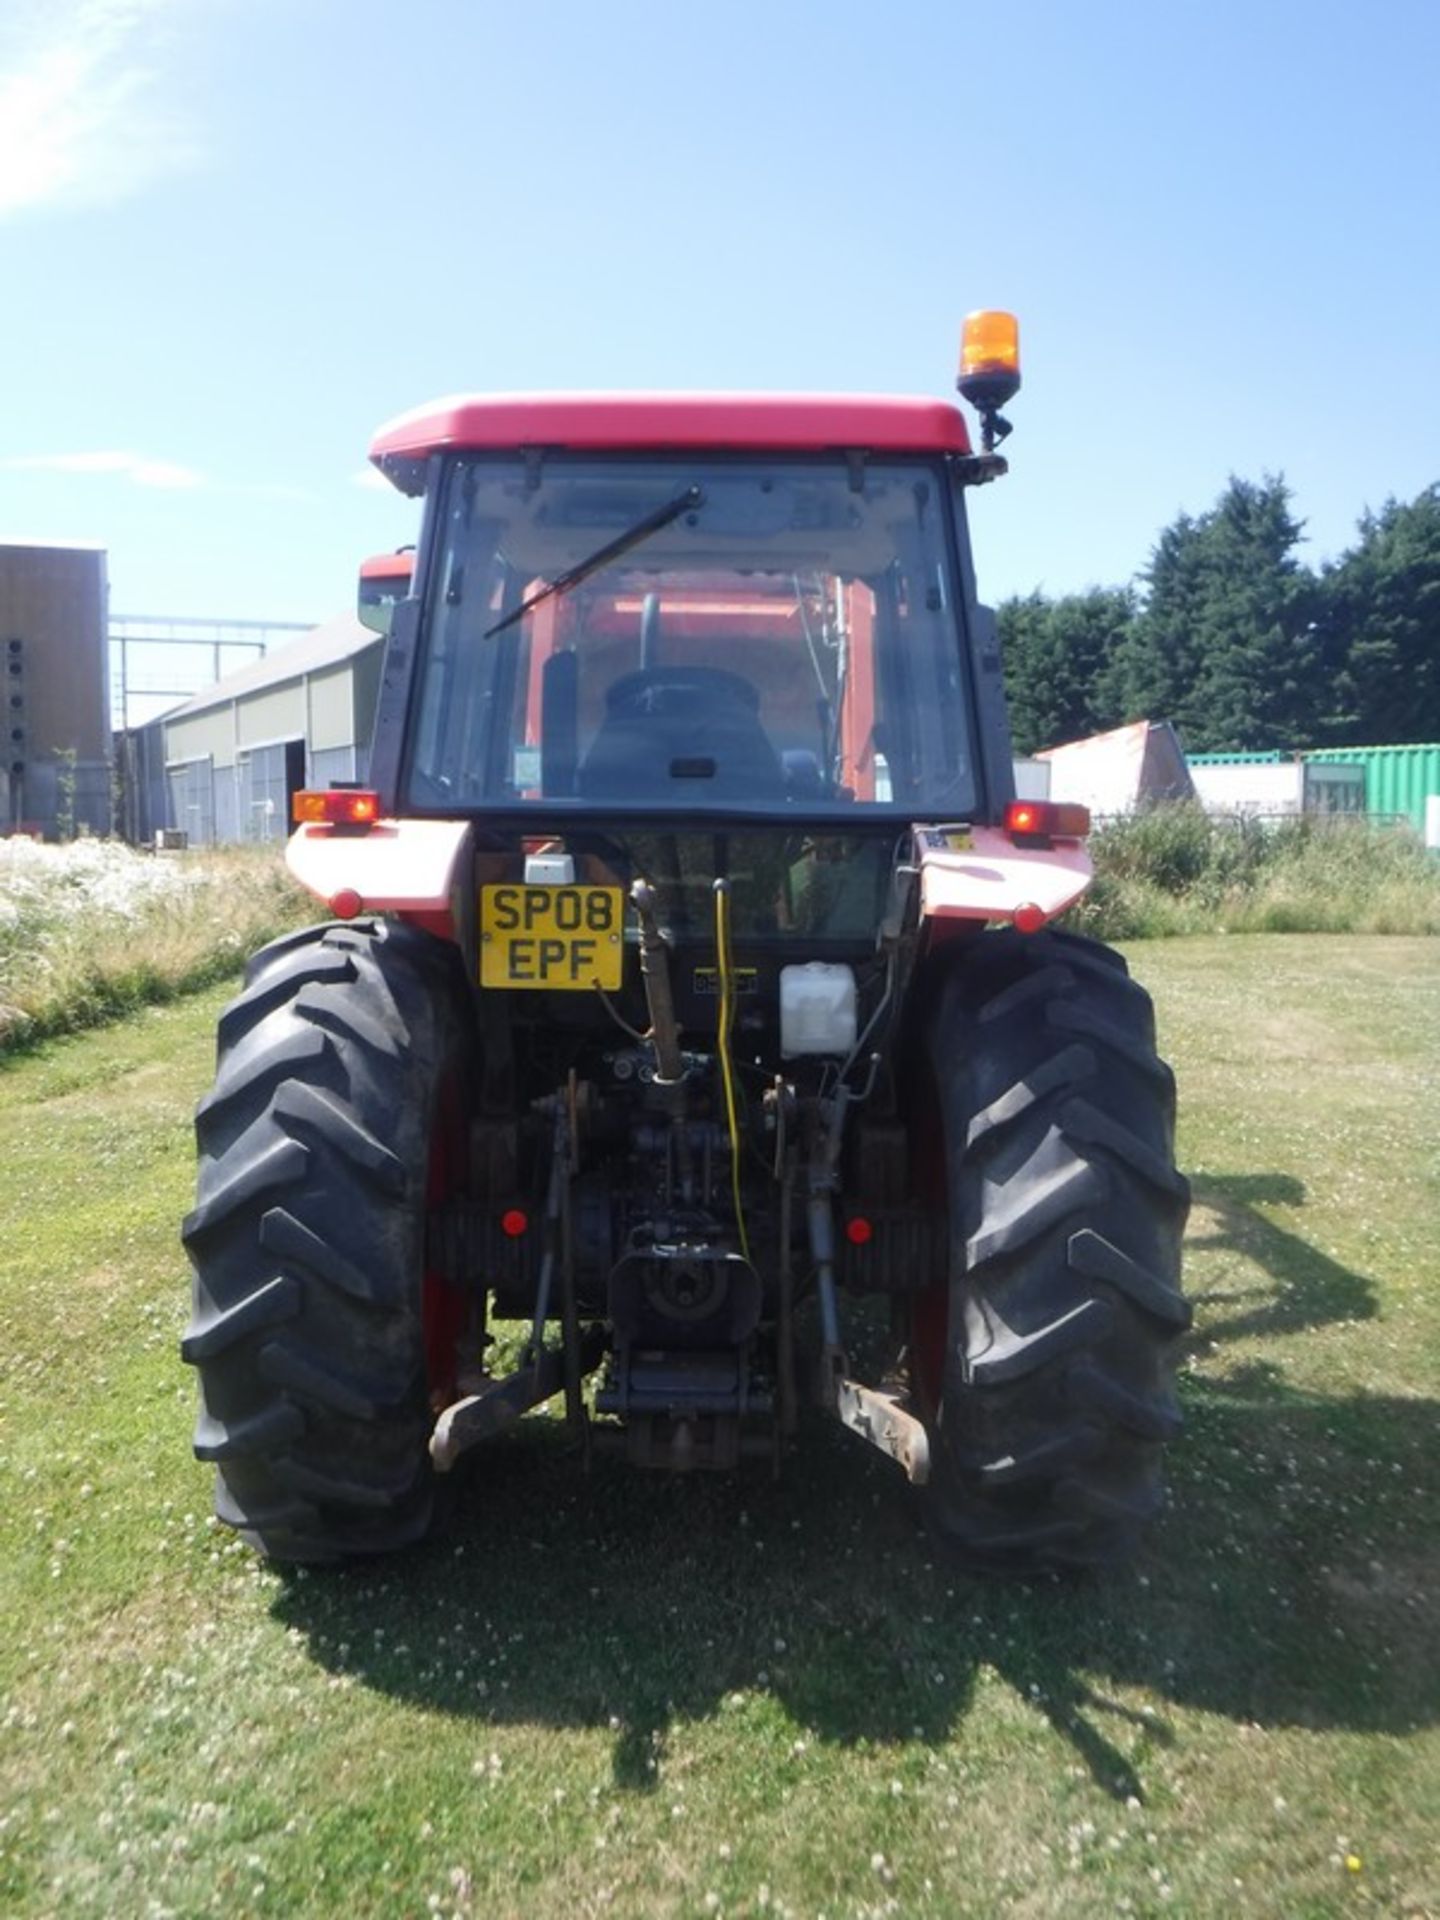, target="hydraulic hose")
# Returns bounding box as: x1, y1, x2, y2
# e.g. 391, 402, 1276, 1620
712, 878, 752, 1265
